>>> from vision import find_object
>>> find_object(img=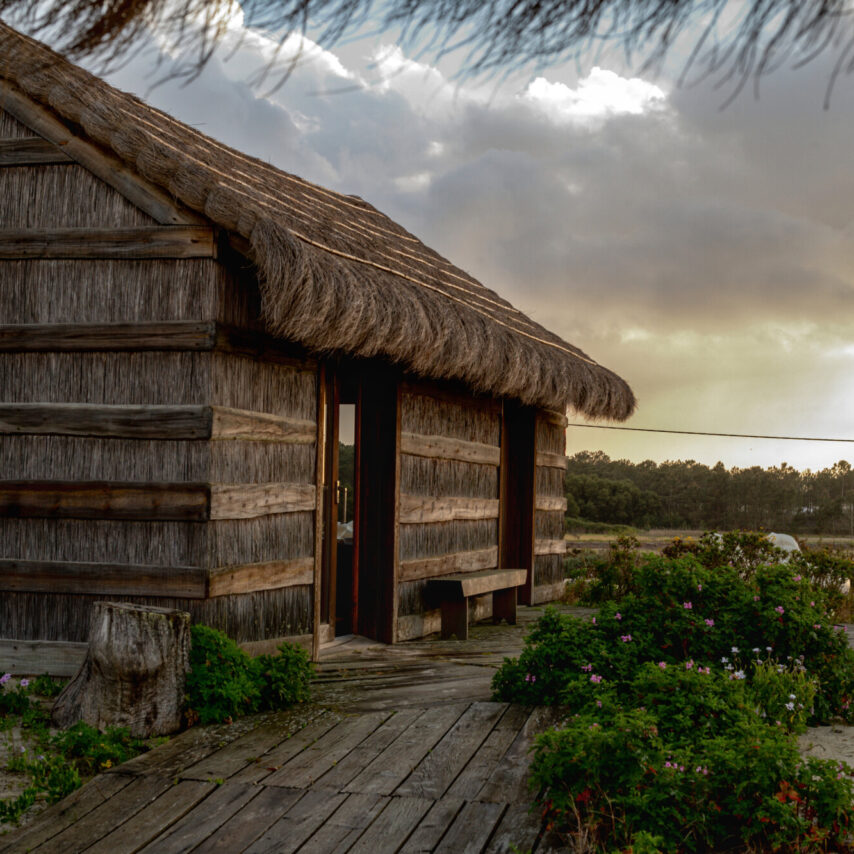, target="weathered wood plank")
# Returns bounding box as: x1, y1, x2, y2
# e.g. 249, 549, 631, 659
395, 702, 507, 799
209, 483, 316, 520
208, 557, 314, 597
0, 639, 87, 677
0, 559, 207, 598
397, 795, 465, 854
0, 81, 206, 226
446, 705, 531, 801
343, 704, 466, 796
0, 481, 209, 521
229, 711, 342, 785
536, 451, 568, 469
0, 772, 134, 854
242, 790, 348, 854
82, 780, 216, 854
190, 787, 303, 854
400, 432, 500, 466
399, 494, 500, 524
0, 321, 216, 352
0, 226, 216, 260
531, 581, 567, 604
295, 793, 386, 854
483, 802, 544, 854
211, 407, 316, 443
311, 708, 424, 792
264, 711, 392, 789
433, 801, 507, 854
427, 568, 528, 600
399, 547, 498, 583
476, 707, 562, 805
136, 782, 260, 854
0, 403, 212, 439
0, 481, 315, 521
182, 716, 313, 782
347, 796, 433, 854
33, 773, 176, 854
535, 496, 567, 513
0, 136, 72, 165
534, 539, 567, 556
